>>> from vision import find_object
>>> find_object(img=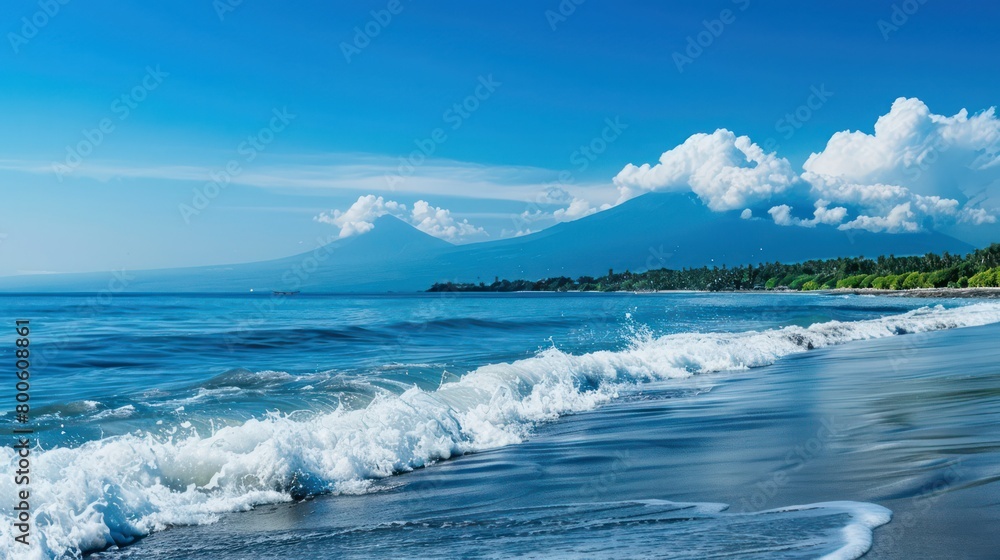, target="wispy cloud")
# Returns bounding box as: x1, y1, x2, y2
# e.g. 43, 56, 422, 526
0, 154, 614, 204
